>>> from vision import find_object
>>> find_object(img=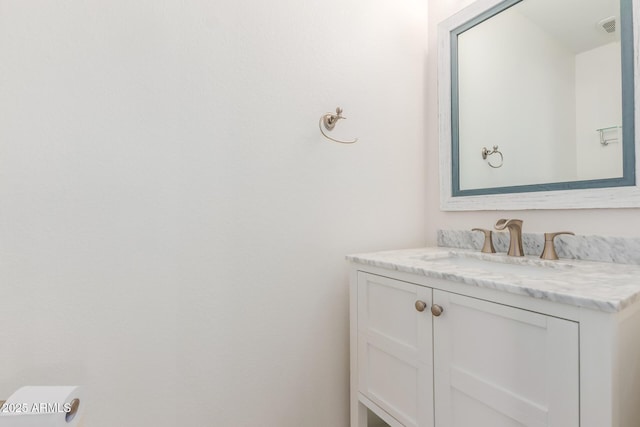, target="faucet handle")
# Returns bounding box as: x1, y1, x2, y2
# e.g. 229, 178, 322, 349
540, 231, 575, 260
471, 228, 496, 254
494, 218, 523, 230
